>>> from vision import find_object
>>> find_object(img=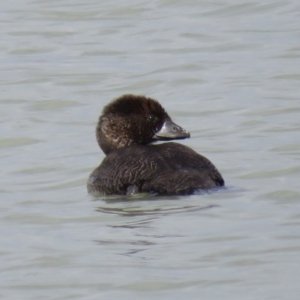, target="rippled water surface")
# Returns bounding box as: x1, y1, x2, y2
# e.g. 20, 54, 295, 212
1, 0, 300, 299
